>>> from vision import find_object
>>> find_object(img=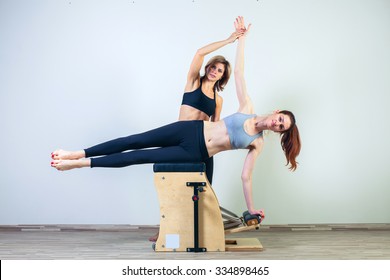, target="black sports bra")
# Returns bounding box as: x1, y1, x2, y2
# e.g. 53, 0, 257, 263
181, 84, 216, 117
